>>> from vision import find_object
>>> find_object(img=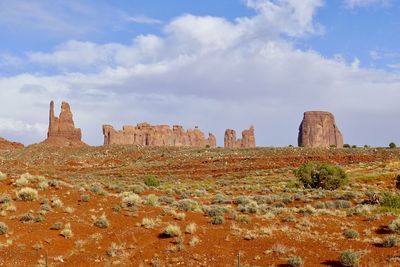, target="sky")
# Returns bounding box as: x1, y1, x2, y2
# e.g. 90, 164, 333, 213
0, 0, 399, 147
